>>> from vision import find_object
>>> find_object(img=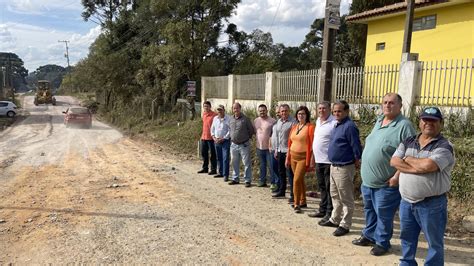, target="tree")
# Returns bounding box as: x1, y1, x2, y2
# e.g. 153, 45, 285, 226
29, 64, 67, 90
0, 52, 28, 92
